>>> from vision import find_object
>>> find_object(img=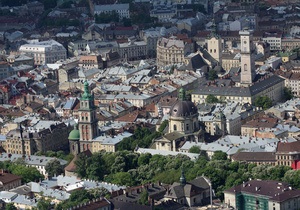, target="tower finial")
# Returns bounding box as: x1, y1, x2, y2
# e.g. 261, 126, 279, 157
178, 87, 186, 101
